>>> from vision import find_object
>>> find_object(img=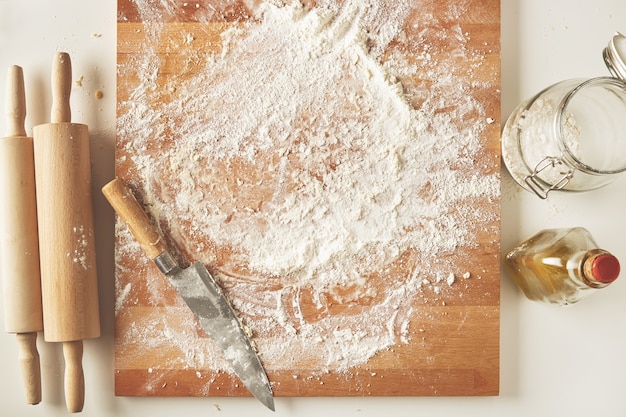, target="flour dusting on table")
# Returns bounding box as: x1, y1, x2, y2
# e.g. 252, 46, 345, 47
115, 0, 499, 380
